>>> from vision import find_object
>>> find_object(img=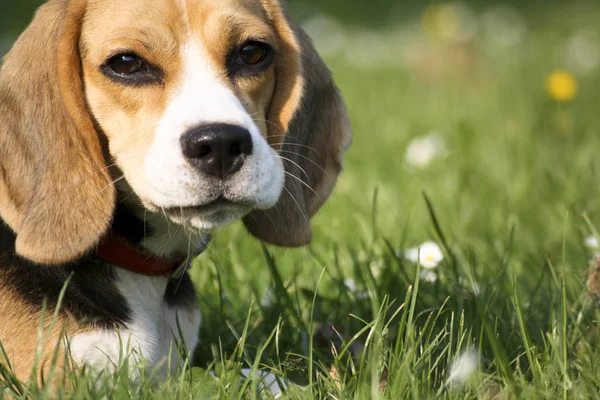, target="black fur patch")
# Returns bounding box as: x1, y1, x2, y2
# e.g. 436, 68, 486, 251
165, 272, 197, 309
0, 220, 131, 328
112, 204, 152, 244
